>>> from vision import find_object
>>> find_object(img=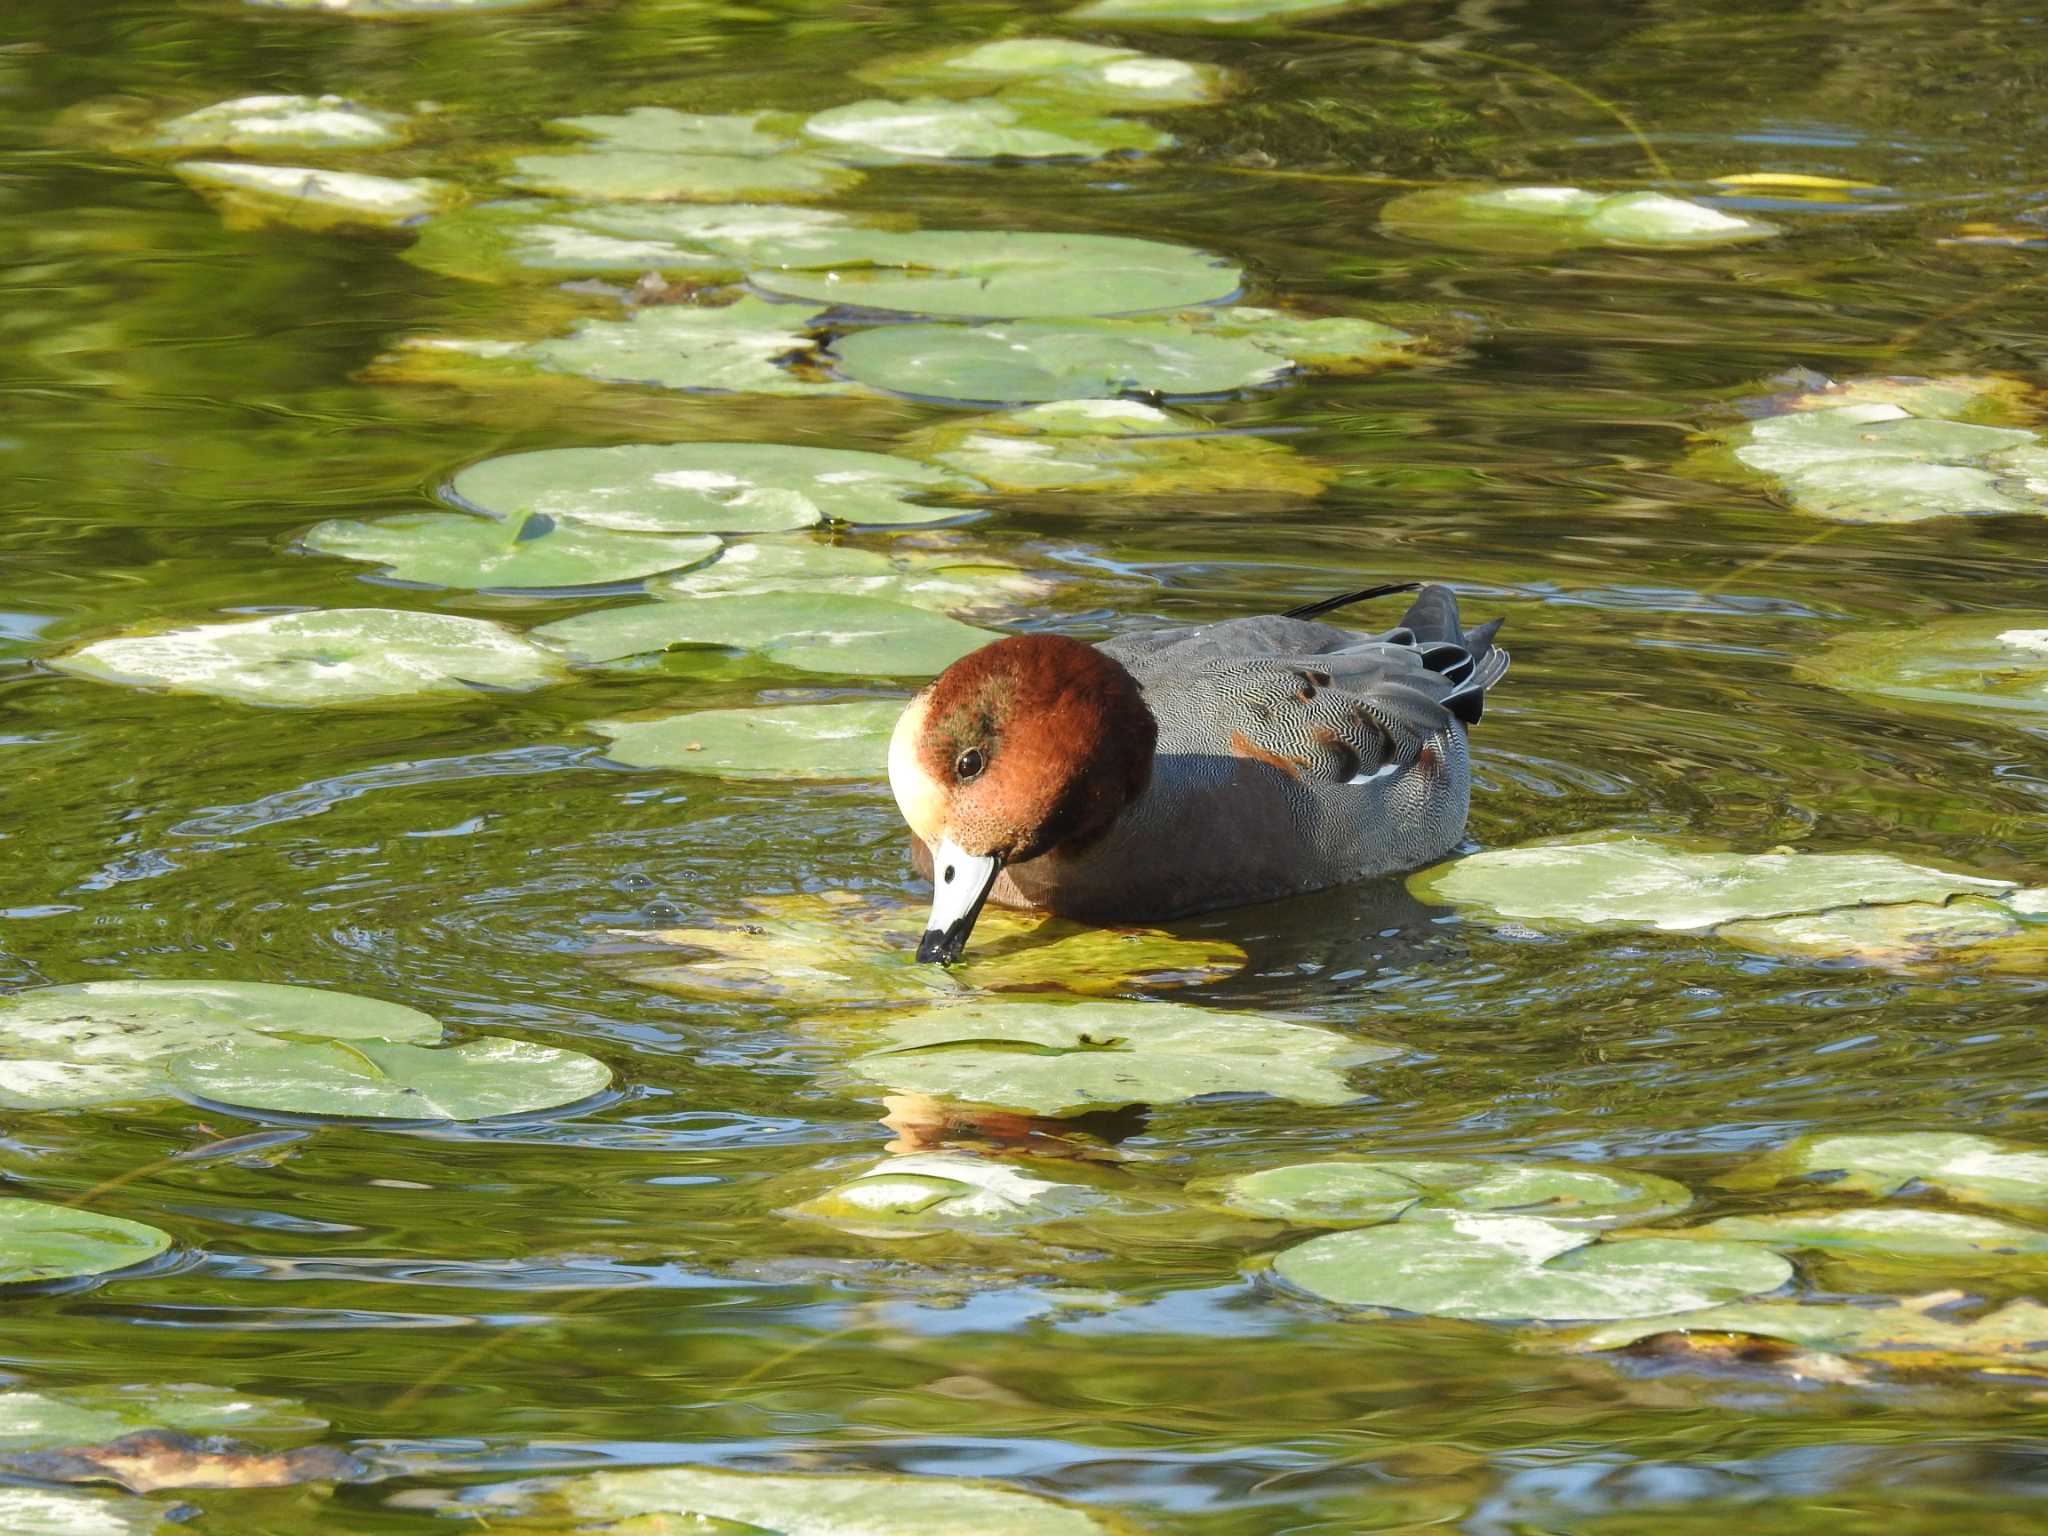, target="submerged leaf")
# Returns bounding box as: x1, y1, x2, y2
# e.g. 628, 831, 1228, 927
145, 94, 409, 153
173, 161, 458, 231
589, 697, 901, 777
51, 608, 567, 708
1720, 1131, 2048, 1213
1799, 616, 2048, 720
1380, 184, 1777, 254
5, 1431, 365, 1493
0, 1201, 172, 1286
302, 512, 721, 590
532, 593, 997, 676
1198, 1159, 1691, 1229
